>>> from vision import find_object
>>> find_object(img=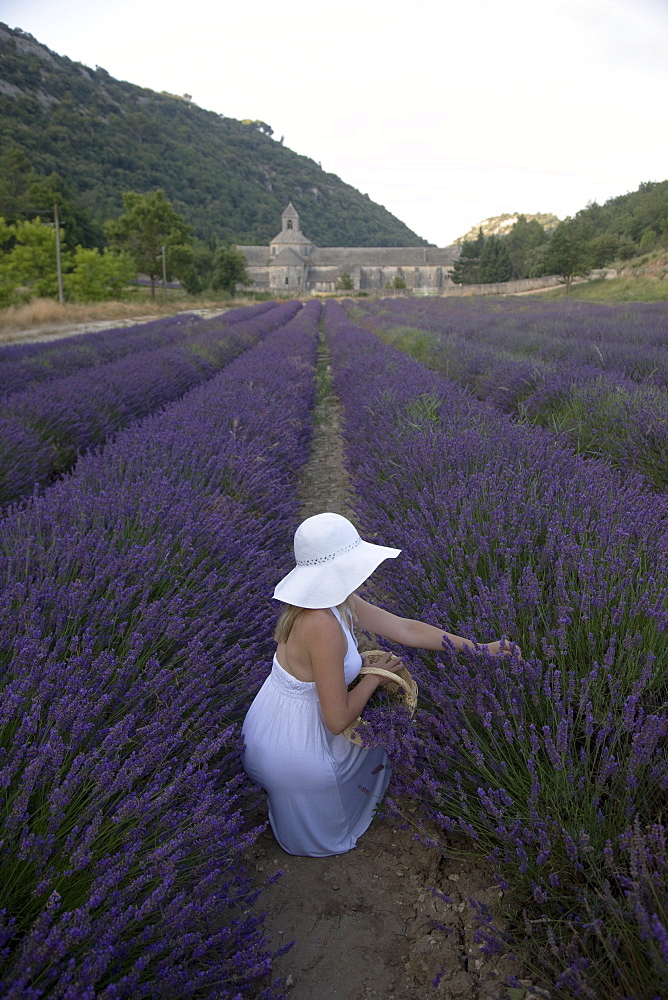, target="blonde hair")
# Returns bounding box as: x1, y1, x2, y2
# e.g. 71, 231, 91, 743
274, 594, 357, 644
